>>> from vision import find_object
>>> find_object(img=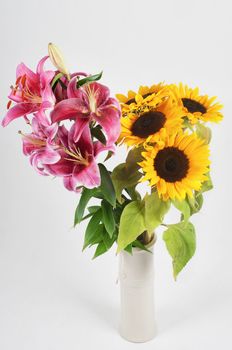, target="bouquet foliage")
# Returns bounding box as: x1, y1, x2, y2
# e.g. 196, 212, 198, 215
2, 44, 223, 278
